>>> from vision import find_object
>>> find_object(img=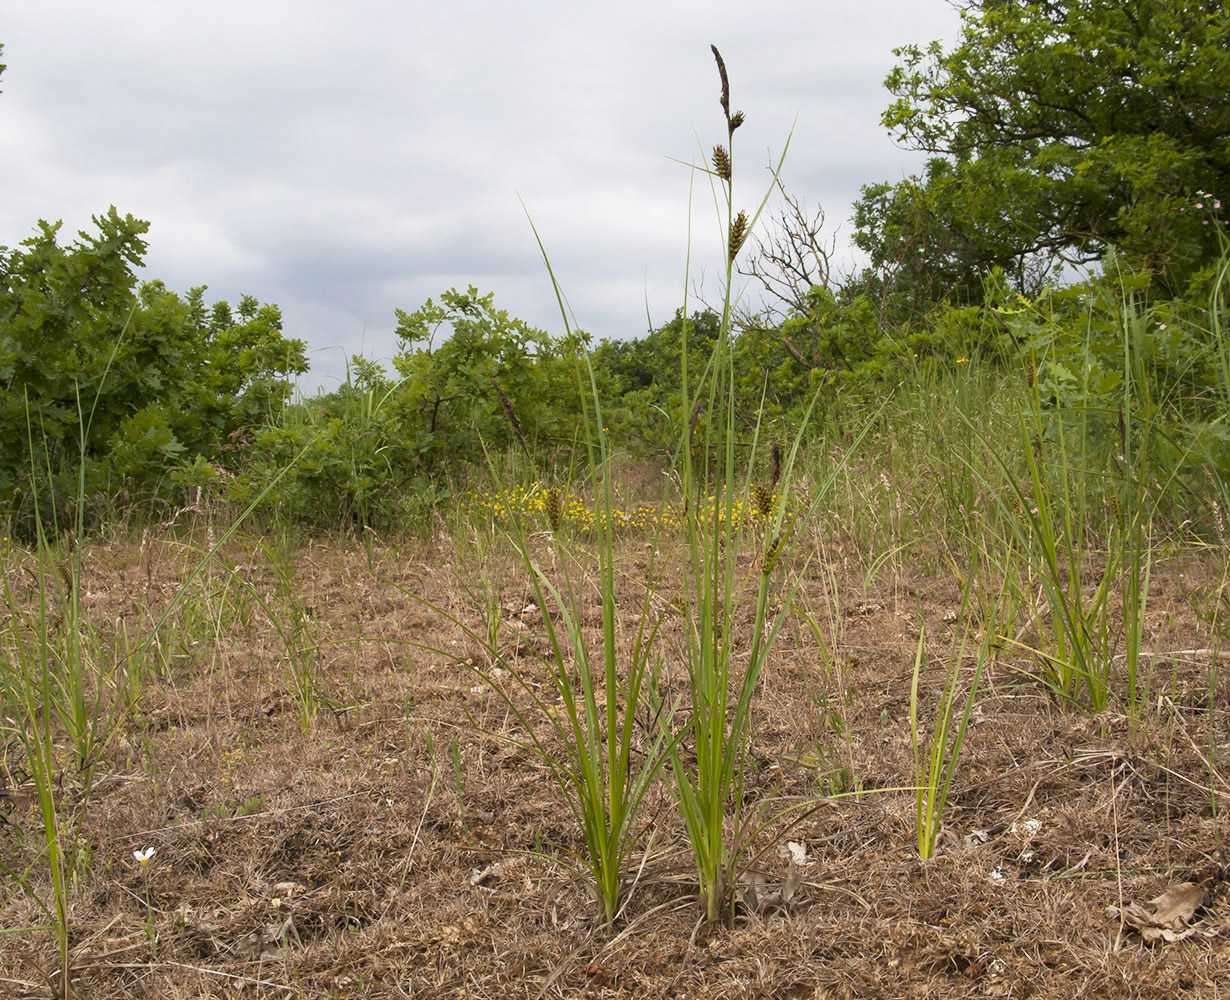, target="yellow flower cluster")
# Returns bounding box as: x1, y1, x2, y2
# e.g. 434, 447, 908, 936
468, 483, 795, 537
